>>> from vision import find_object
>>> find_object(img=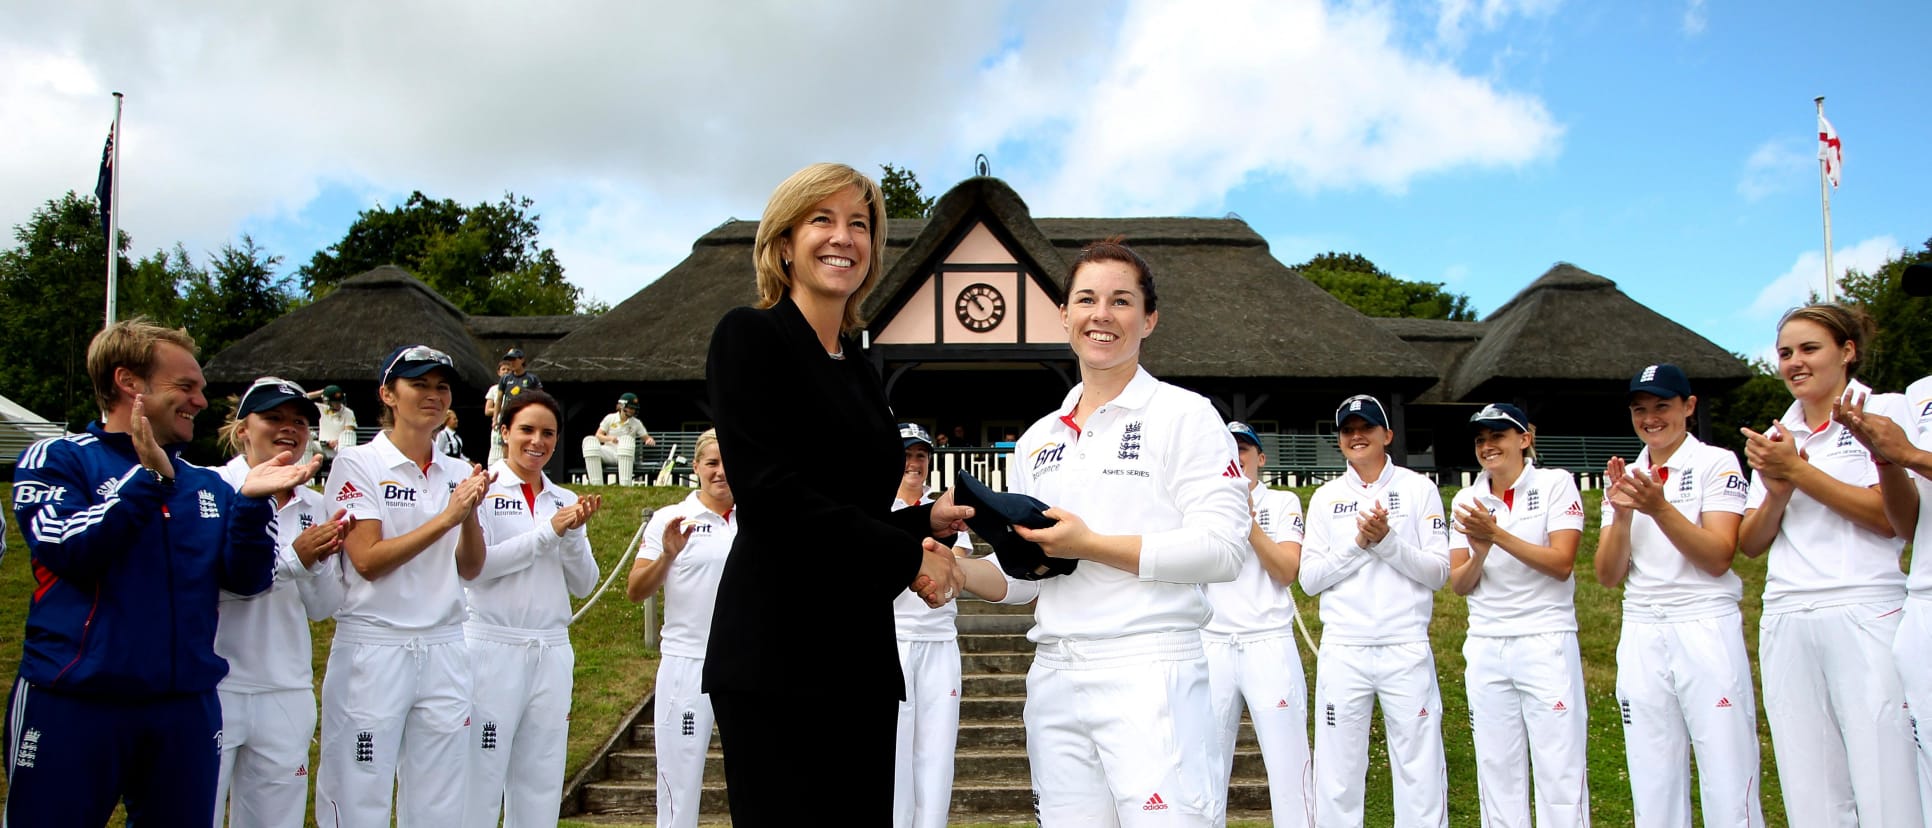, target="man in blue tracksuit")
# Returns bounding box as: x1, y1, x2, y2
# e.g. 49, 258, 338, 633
5, 318, 317, 826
